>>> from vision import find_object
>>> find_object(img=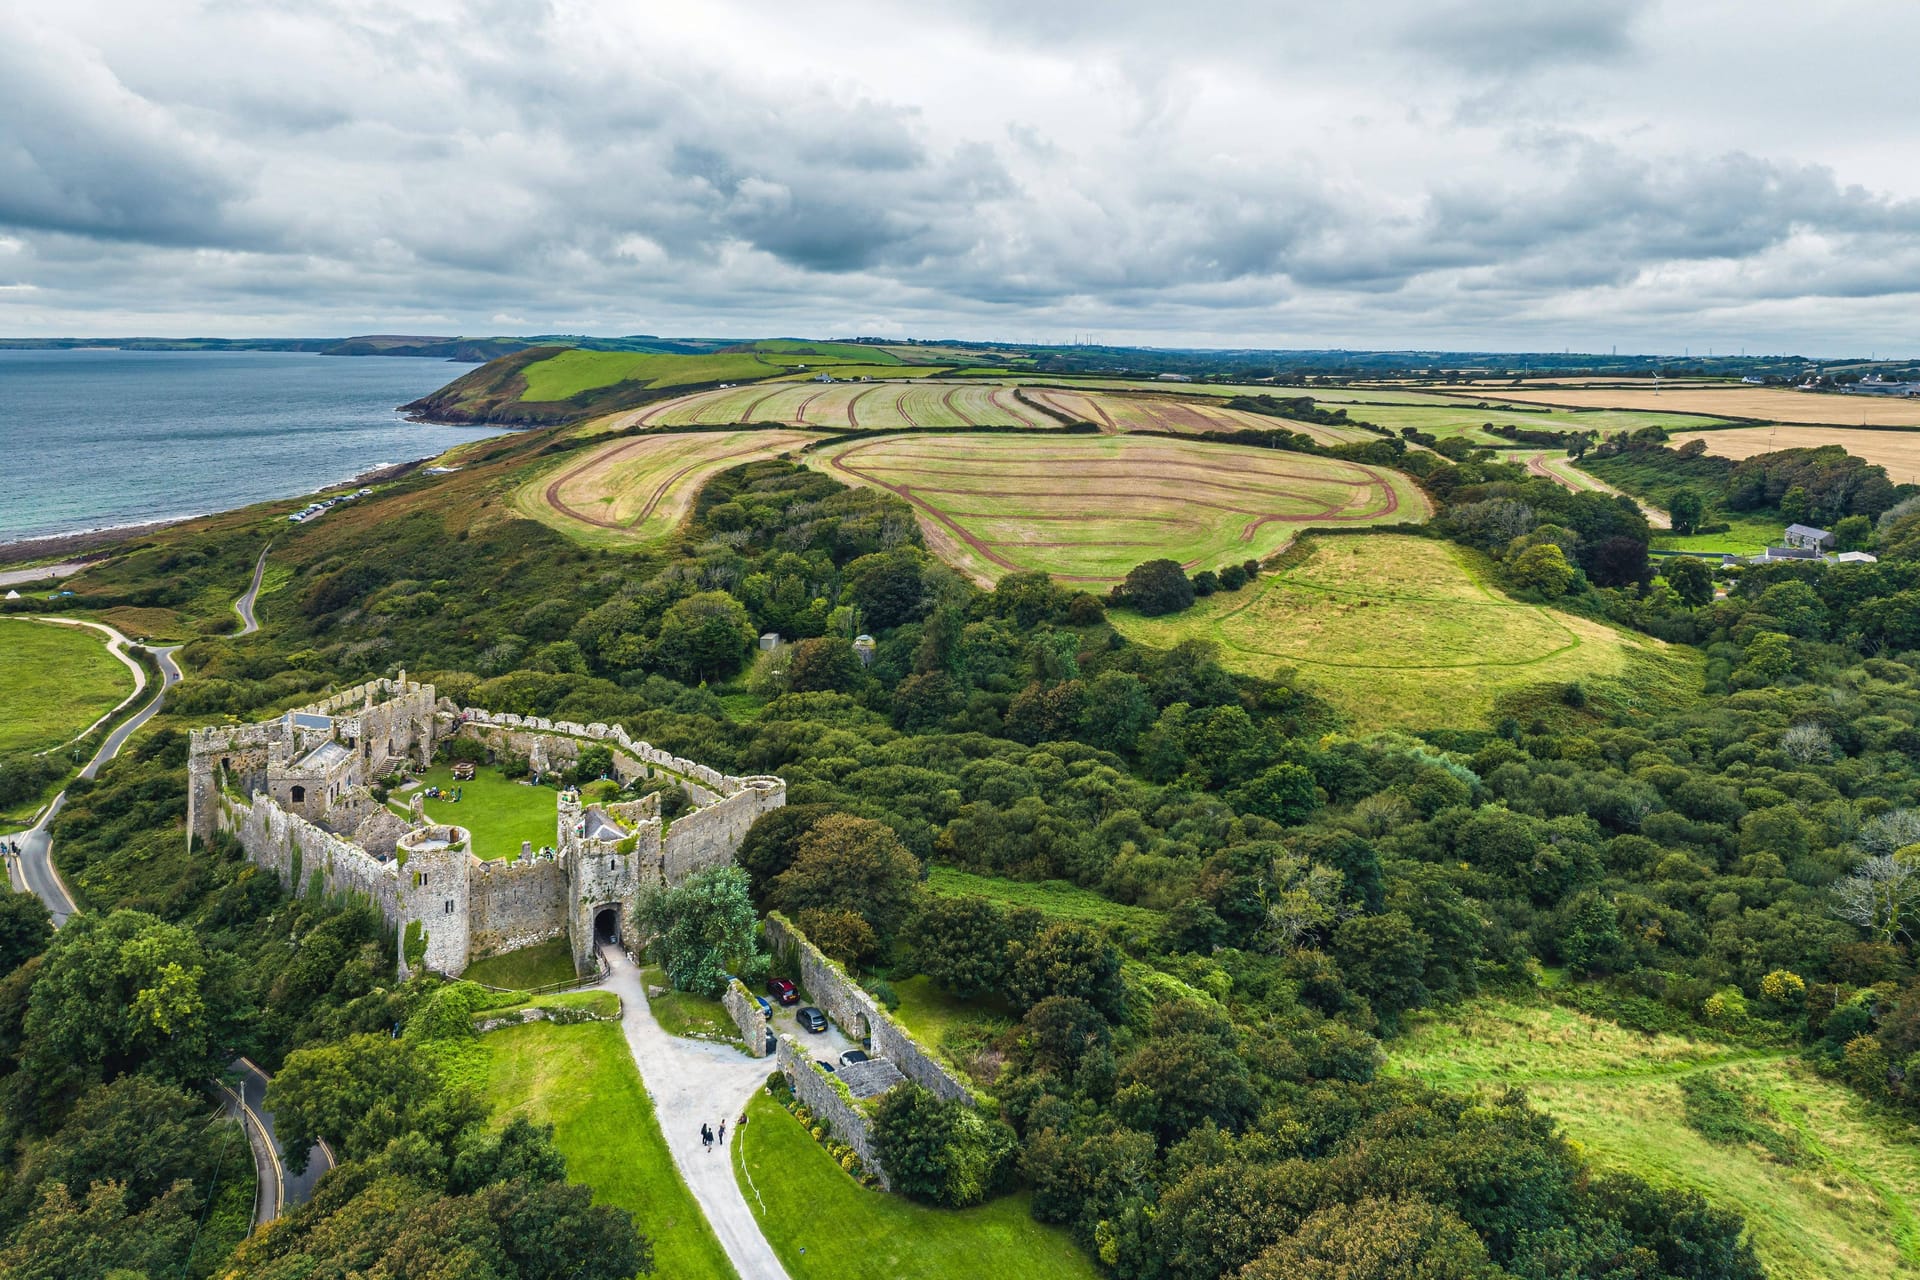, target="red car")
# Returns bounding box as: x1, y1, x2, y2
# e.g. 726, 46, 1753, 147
768, 978, 798, 1006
